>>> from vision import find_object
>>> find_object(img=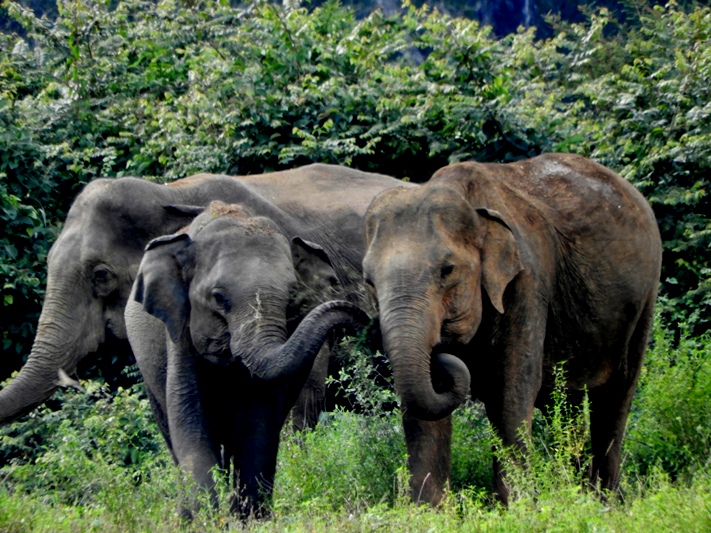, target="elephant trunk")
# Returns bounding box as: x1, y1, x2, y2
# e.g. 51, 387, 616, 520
237, 300, 369, 381
379, 293, 471, 421
0, 287, 102, 423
